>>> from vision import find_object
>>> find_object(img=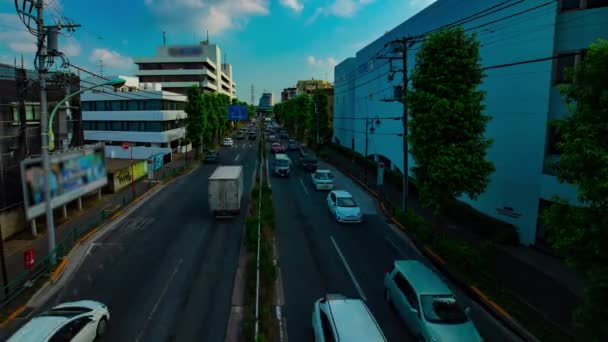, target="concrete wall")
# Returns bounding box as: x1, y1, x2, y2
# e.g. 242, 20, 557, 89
333, 0, 608, 245
0, 206, 26, 240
